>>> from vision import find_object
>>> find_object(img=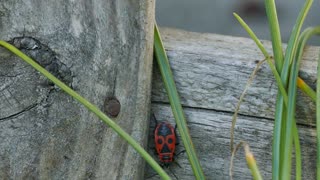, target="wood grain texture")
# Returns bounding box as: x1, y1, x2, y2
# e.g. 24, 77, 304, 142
152, 28, 318, 126
0, 1, 154, 179
145, 104, 316, 180
145, 28, 319, 179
